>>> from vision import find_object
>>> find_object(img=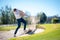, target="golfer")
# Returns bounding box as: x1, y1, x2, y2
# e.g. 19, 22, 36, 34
13, 8, 27, 37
